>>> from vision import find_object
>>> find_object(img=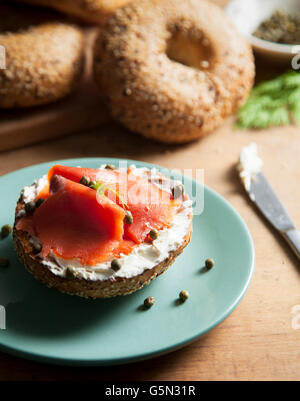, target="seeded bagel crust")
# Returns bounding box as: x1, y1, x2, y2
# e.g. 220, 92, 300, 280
0, 3, 84, 109
13, 197, 192, 299
16, 0, 132, 24
93, 0, 255, 143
